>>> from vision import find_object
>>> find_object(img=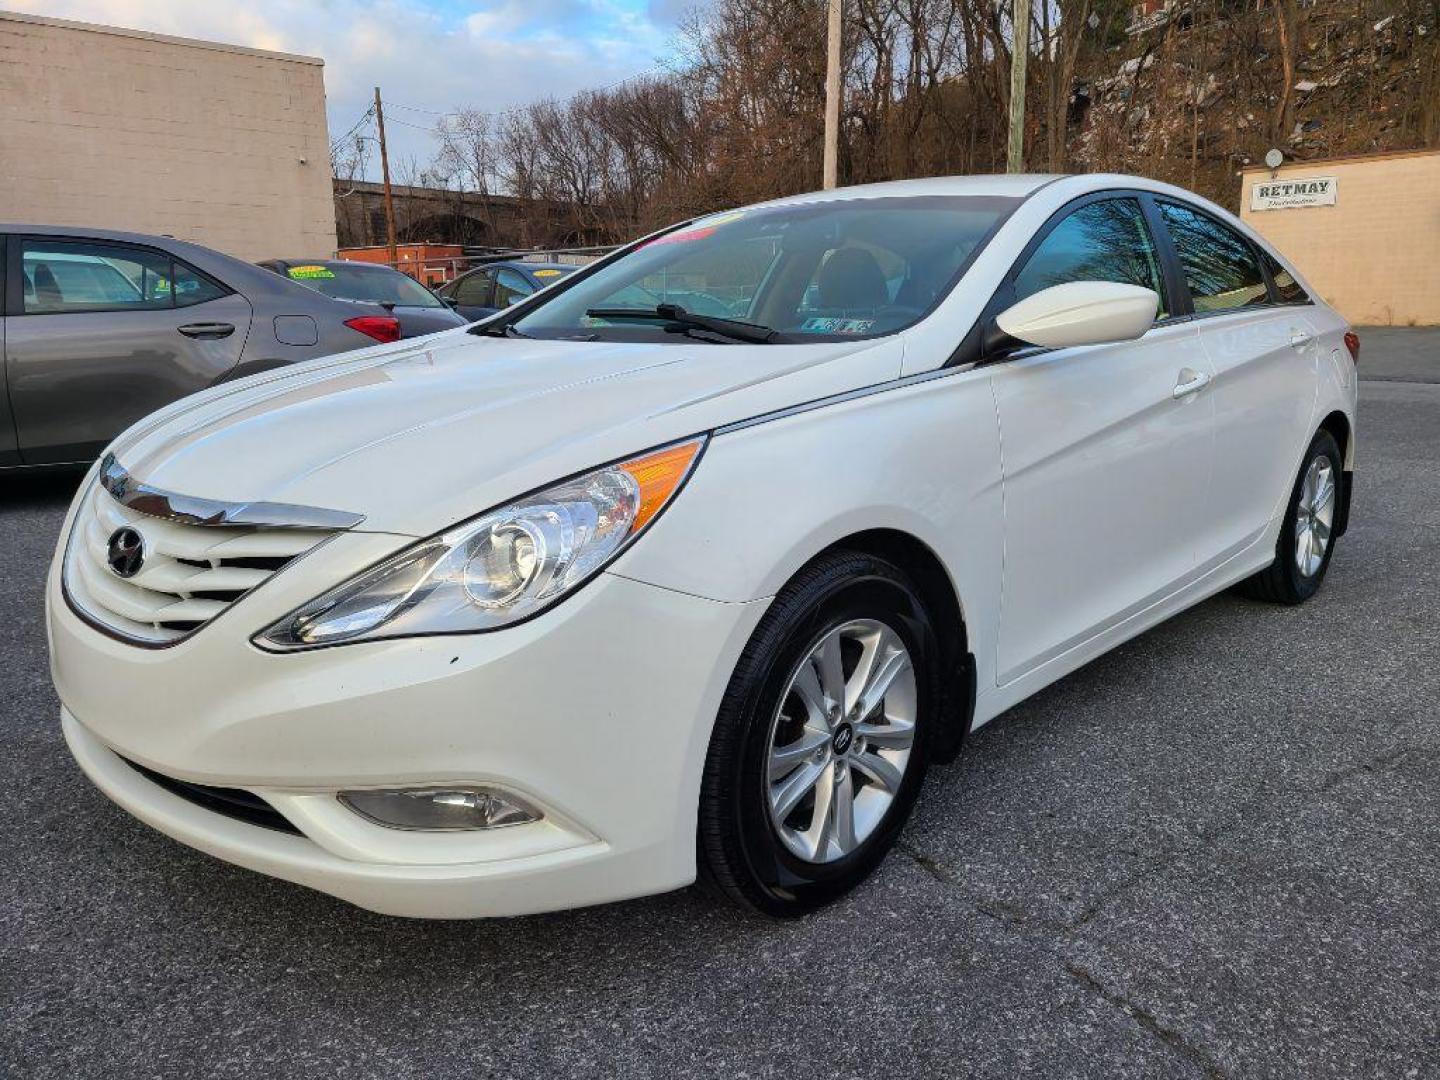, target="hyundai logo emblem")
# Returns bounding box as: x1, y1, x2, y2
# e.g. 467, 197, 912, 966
106, 527, 146, 579
831, 723, 854, 756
